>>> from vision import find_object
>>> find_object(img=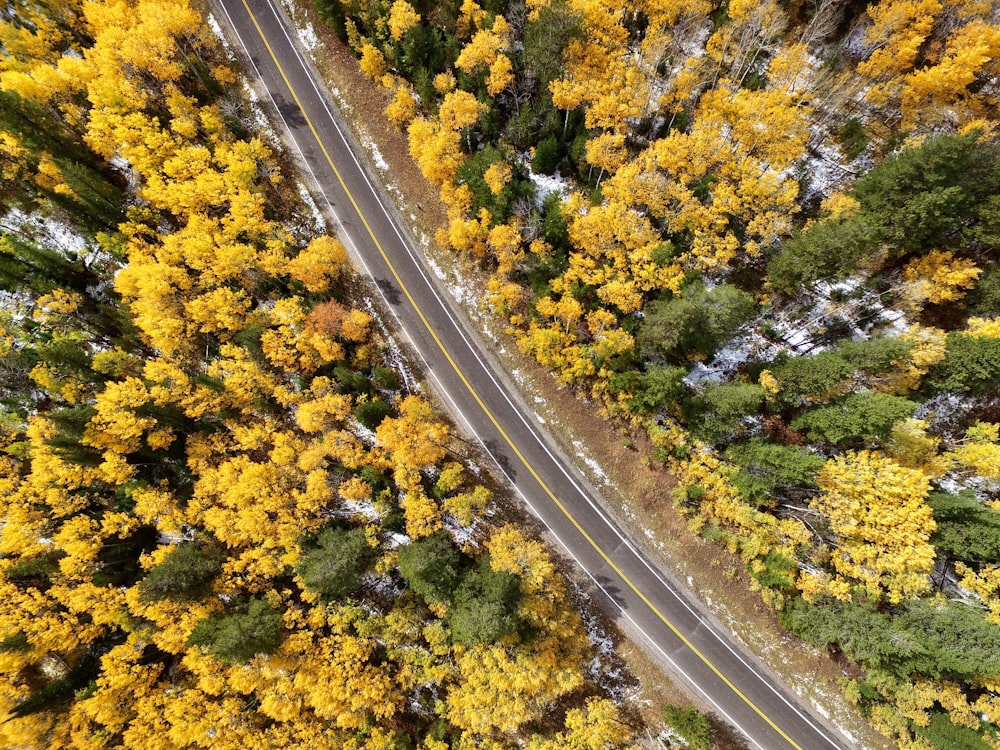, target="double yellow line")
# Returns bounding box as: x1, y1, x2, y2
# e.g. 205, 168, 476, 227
237, 2, 808, 747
